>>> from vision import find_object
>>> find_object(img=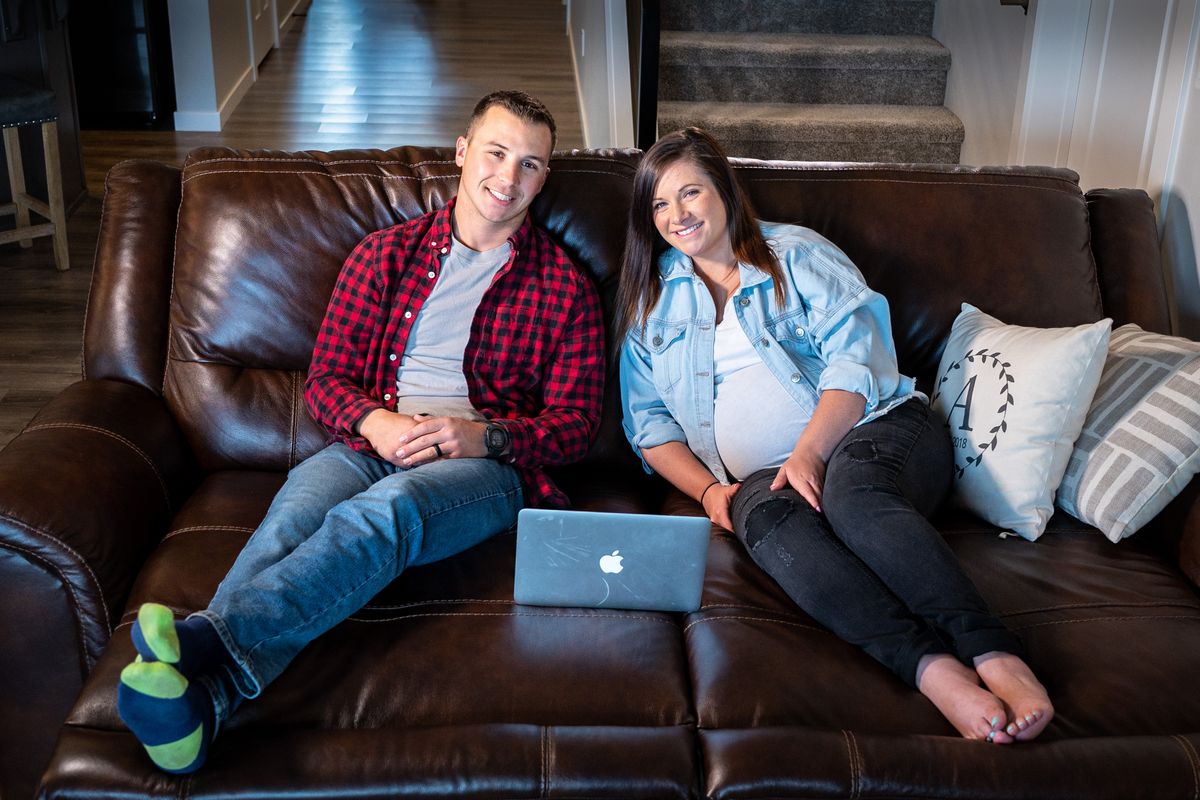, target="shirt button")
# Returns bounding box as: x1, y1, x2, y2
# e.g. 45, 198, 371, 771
760, 338, 770, 347
429, 240, 439, 247
790, 372, 801, 383
428, 271, 436, 279
389, 353, 398, 362
404, 310, 412, 319
795, 326, 806, 337
738, 297, 750, 307
440, 247, 448, 255
383, 393, 392, 401
652, 335, 663, 346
